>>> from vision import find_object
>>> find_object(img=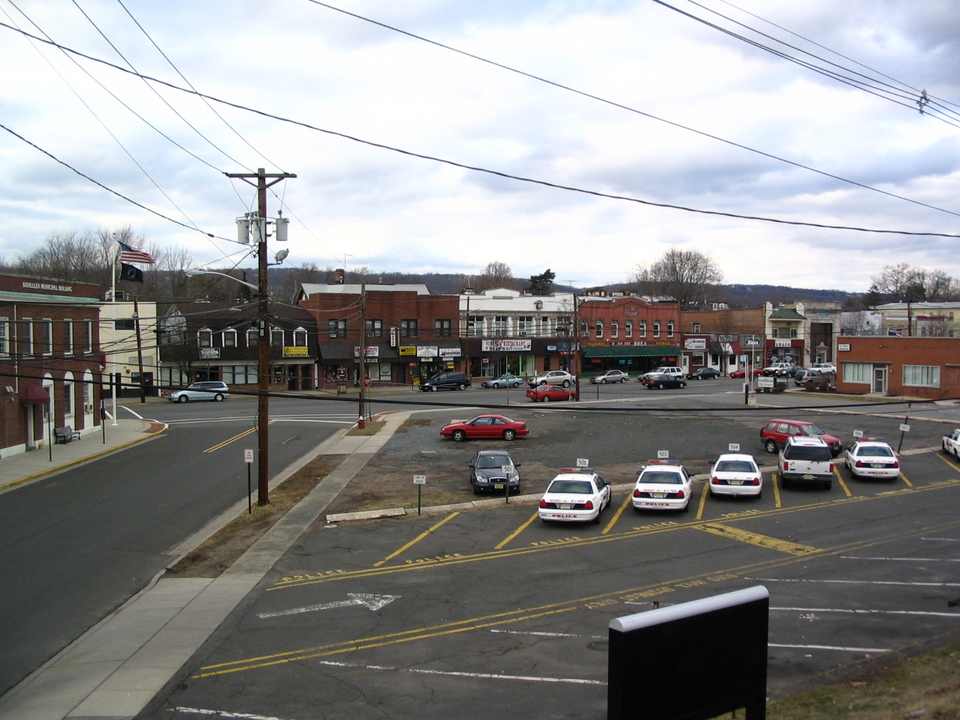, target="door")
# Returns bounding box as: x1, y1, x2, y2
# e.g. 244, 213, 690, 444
872, 366, 887, 394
